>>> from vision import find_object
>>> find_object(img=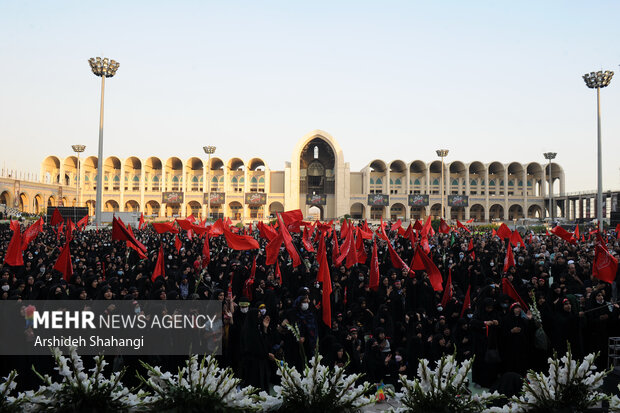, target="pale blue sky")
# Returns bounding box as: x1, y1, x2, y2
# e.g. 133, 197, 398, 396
1, 0, 619, 192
